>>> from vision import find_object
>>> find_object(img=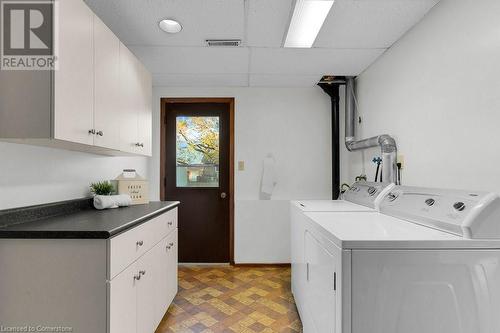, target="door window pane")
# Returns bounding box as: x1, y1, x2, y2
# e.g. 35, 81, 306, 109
176, 116, 220, 187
